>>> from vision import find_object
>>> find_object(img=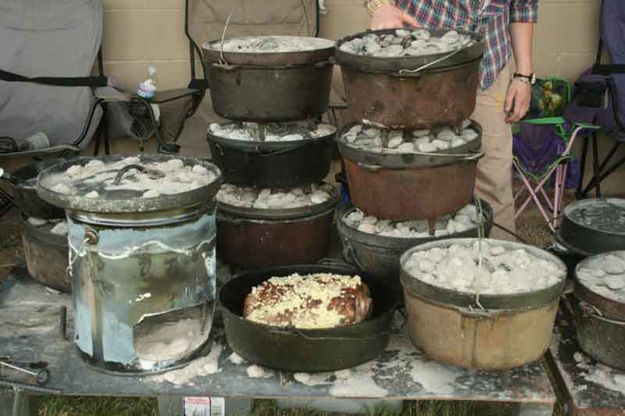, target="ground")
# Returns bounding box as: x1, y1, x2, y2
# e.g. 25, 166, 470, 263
0, 186, 571, 416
